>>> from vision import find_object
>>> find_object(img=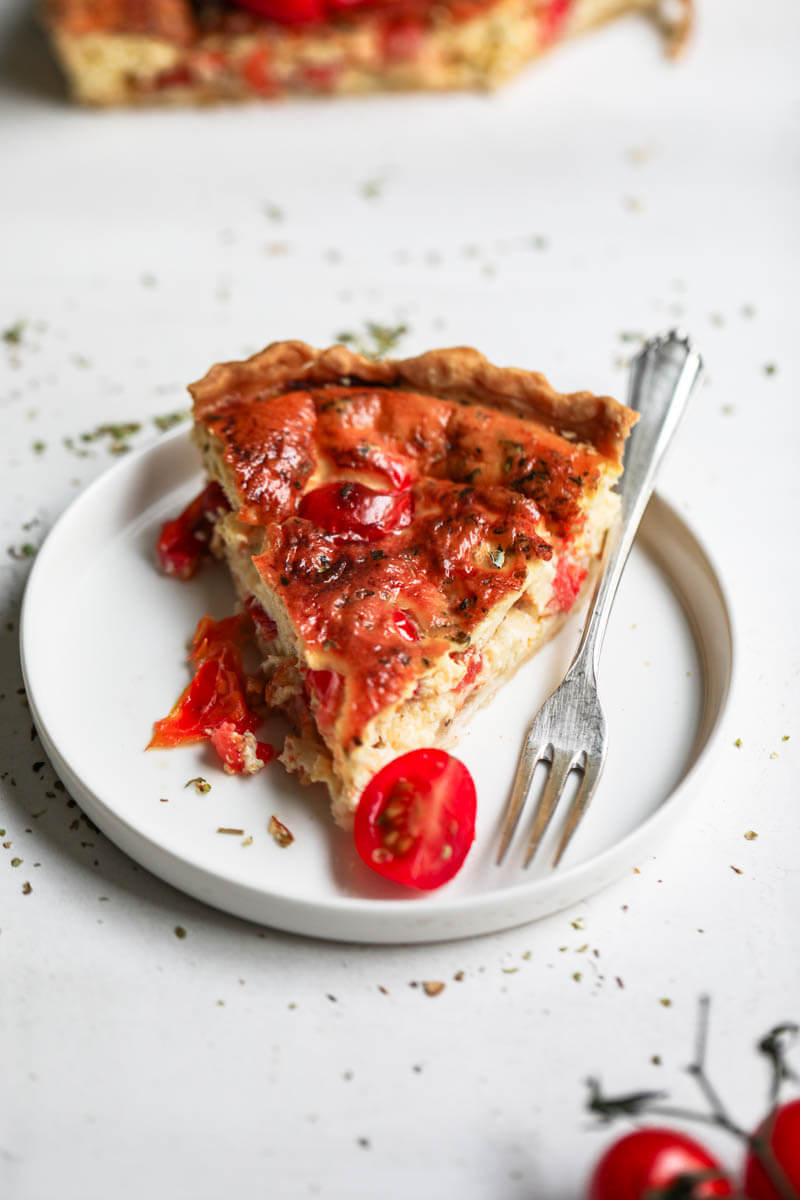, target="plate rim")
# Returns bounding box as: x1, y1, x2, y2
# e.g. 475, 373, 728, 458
19, 429, 736, 943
